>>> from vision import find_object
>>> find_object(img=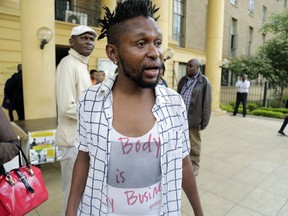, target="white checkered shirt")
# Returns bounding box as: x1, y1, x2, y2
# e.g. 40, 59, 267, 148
76, 74, 190, 216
